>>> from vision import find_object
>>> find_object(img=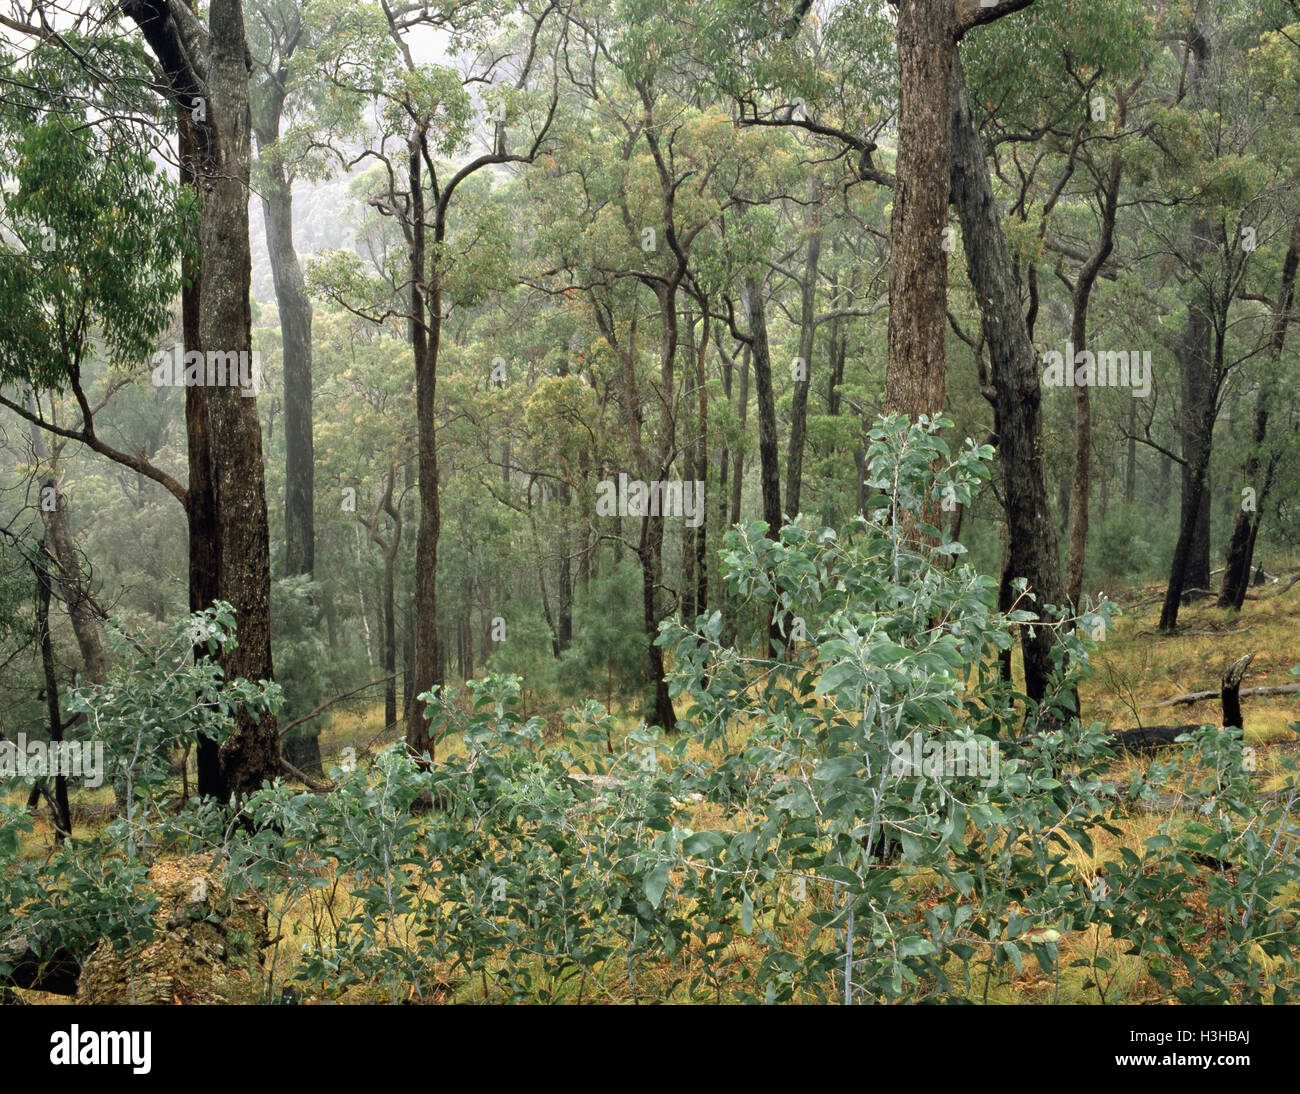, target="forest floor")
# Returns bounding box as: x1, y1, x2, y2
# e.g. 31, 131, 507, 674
9, 564, 1300, 1003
